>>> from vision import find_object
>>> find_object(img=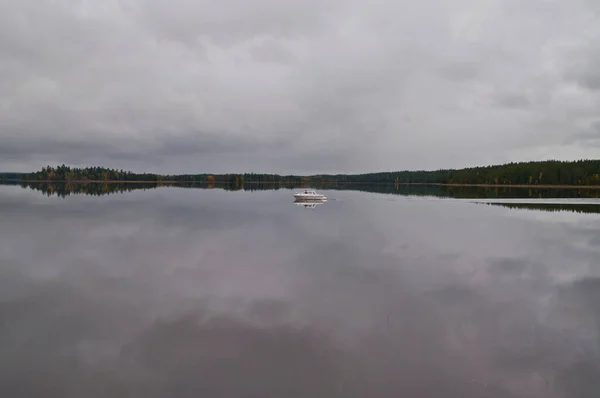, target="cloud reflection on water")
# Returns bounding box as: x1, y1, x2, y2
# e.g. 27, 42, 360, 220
0, 185, 599, 397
